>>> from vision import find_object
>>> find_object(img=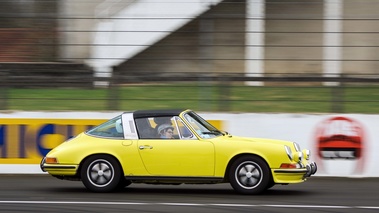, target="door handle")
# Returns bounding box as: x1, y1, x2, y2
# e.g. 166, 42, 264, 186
139, 145, 153, 150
